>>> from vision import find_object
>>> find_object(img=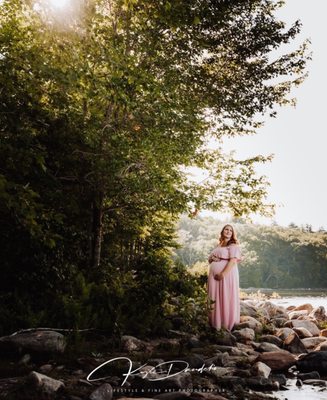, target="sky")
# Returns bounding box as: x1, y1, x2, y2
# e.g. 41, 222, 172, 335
203, 0, 327, 230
